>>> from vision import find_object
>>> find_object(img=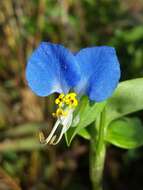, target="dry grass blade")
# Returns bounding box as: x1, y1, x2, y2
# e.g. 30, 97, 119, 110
0, 167, 21, 190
